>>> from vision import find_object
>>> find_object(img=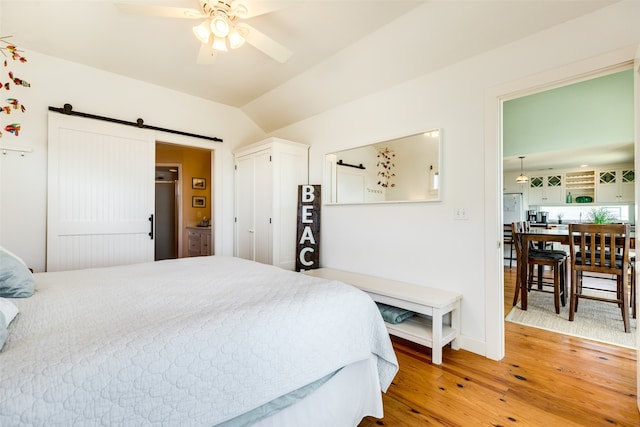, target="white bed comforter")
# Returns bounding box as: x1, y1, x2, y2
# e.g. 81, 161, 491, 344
0, 256, 398, 426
